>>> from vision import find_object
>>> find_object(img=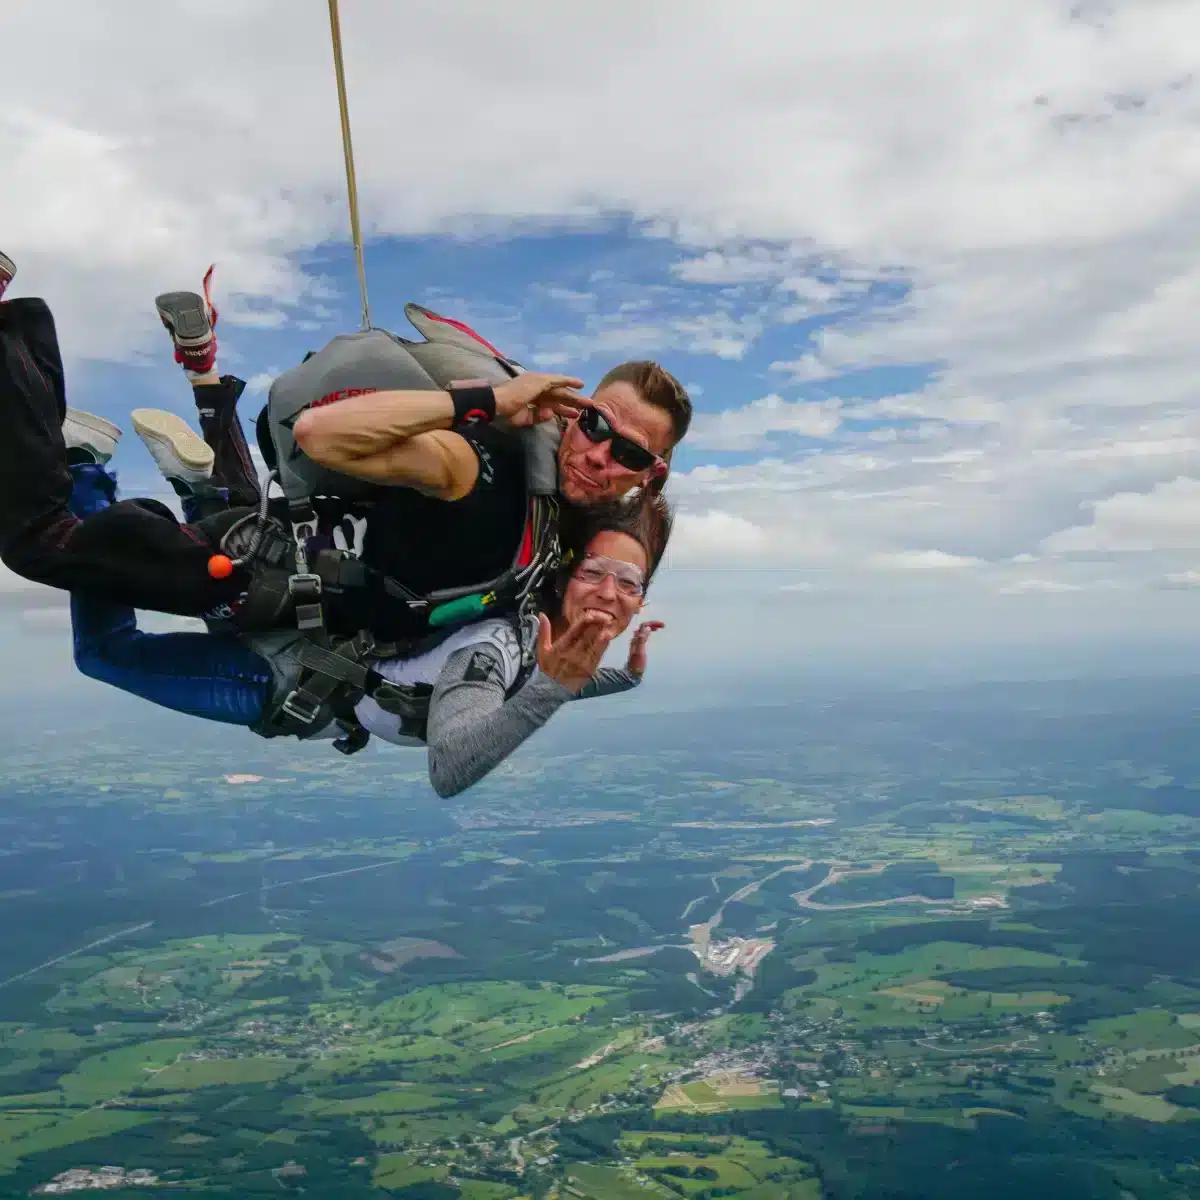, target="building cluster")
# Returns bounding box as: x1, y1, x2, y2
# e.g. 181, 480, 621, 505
35, 1166, 158, 1194
695, 935, 775, 978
